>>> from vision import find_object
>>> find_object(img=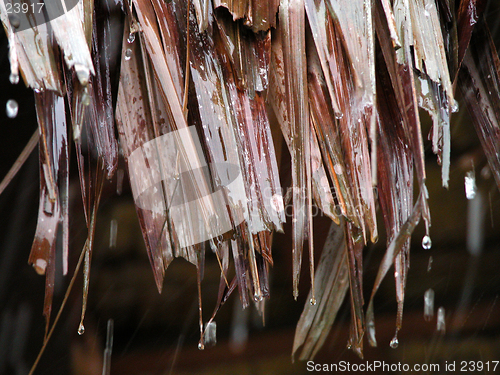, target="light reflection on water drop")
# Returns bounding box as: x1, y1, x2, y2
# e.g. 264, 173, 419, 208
127, 33, 136, 44
9, 14, 20, 29
109, 219, 118, 248
6, 99, 18, 118
310, 297, 317, 306
424, 288, 435, 322
464, 170, 476, 200
389, 335, 399, 349
422, 235, 432, 250
78, 323, 85, 335
427, 256, 433, 272
437, 307, 446, 333
9, 73, 19, 85
125, 49, 132, 61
